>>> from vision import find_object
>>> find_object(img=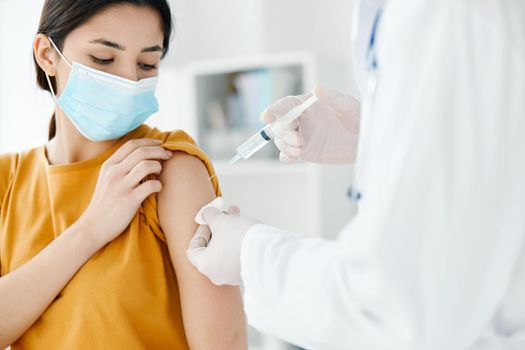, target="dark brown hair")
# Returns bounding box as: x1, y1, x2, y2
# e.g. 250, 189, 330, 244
33, 0, 174, 140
